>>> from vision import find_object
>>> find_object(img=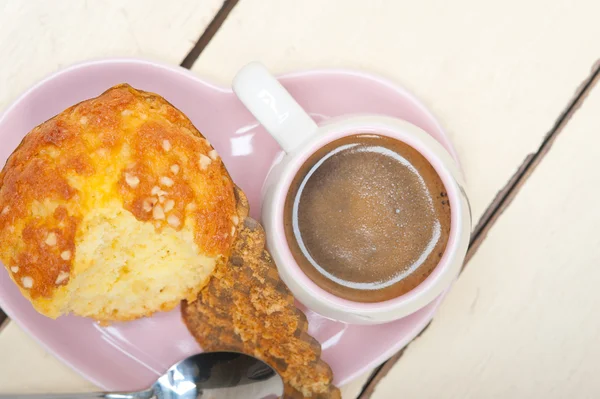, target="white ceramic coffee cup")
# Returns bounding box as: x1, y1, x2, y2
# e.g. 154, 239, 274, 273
232, 62, 471, 324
